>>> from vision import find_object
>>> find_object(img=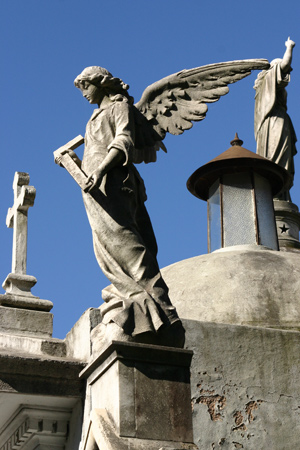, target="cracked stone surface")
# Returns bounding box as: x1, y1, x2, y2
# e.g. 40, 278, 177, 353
183, 319, 300, 449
